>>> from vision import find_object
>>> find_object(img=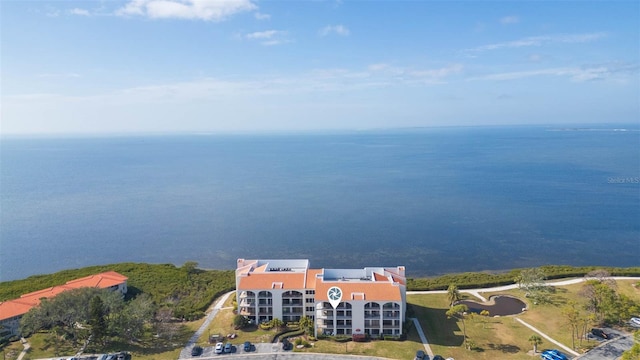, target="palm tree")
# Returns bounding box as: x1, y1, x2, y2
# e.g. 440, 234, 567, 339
446, 304, 469, 350
299, 316, 313, 335
447, 284, 461, 306
528, 334, 543, 353
270, 318, 285, 330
